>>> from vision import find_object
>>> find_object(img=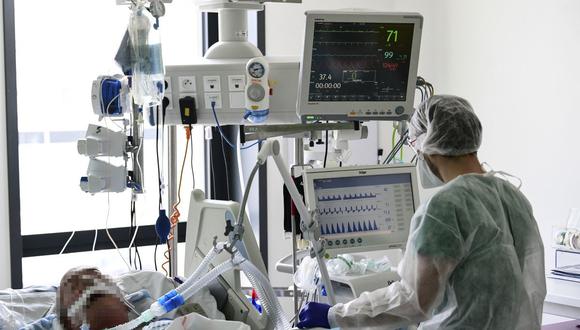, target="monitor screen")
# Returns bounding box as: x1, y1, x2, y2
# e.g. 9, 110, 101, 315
308, 22, 415, 103
312, 173, 415, 238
